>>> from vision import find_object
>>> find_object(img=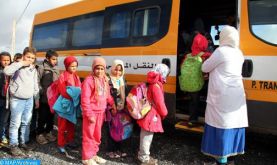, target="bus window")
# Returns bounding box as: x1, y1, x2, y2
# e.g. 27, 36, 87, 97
32, 21, 68, 50
133, 7, 160, 37
249, 0, 277, 45
110, 11, 131, 39
72, 14, 104, 47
